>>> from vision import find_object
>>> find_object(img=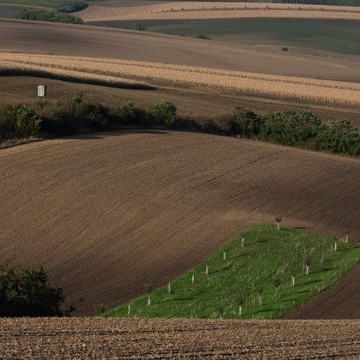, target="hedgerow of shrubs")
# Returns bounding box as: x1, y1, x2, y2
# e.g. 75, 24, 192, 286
150, 101, 177, 128
258, 110, 323, 147
1, 93, 359, 157
15, 7, 83, 24
227, 108, 360, 156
